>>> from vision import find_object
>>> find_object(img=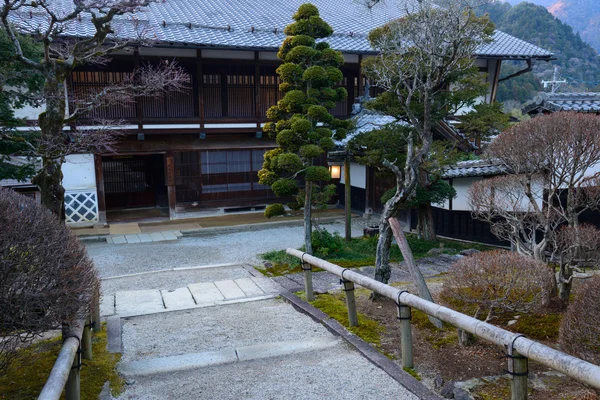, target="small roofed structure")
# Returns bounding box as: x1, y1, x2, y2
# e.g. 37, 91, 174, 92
524, 92, 600, 117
